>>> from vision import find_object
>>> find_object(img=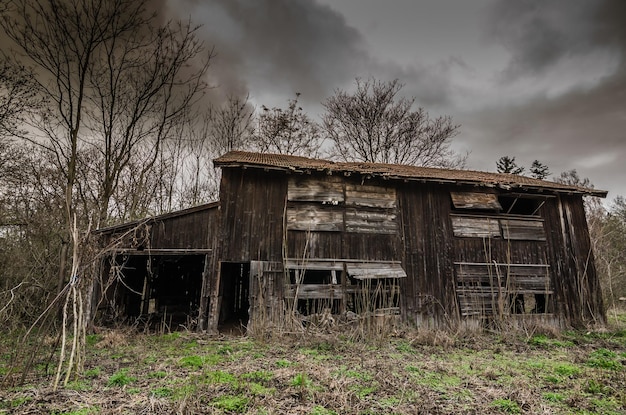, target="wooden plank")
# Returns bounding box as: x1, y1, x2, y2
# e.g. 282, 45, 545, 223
285, 260, 344, 271
346, 262, 407, 279
451, 216, 500, 238
500, 219, 546, 241
345, 208, 397, 234
286, 284, 343, 299
451, 192, 501, 210
288, 177, 344, 203
286, 205, 343, 231
345, 184, 396, 208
